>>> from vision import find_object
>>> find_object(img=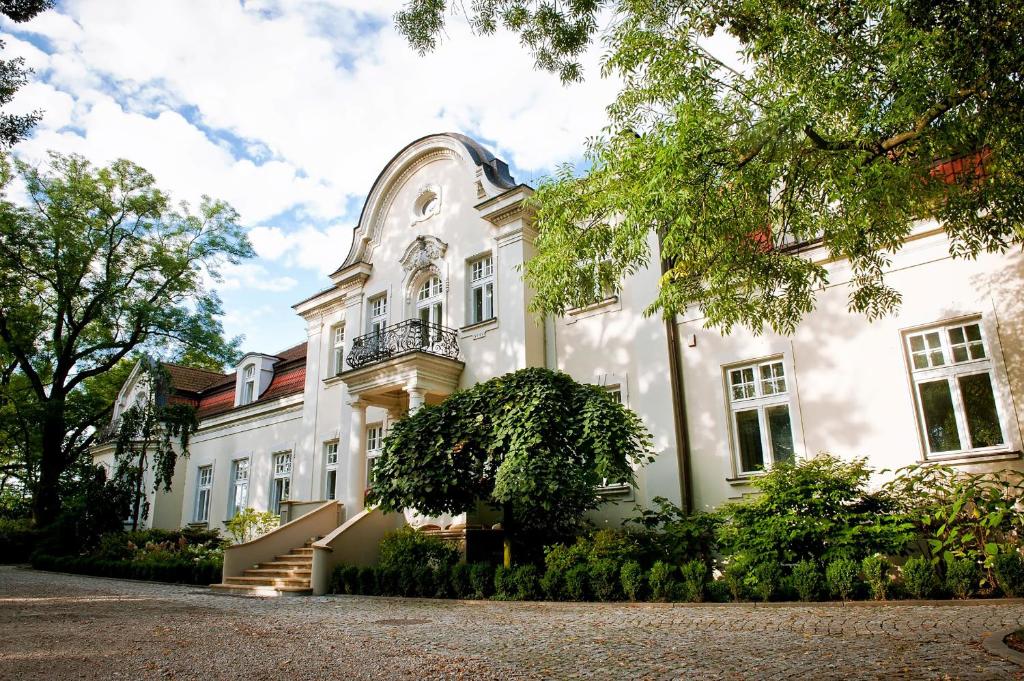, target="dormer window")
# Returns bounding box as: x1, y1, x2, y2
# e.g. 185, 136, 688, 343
241, 364, 256, 405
